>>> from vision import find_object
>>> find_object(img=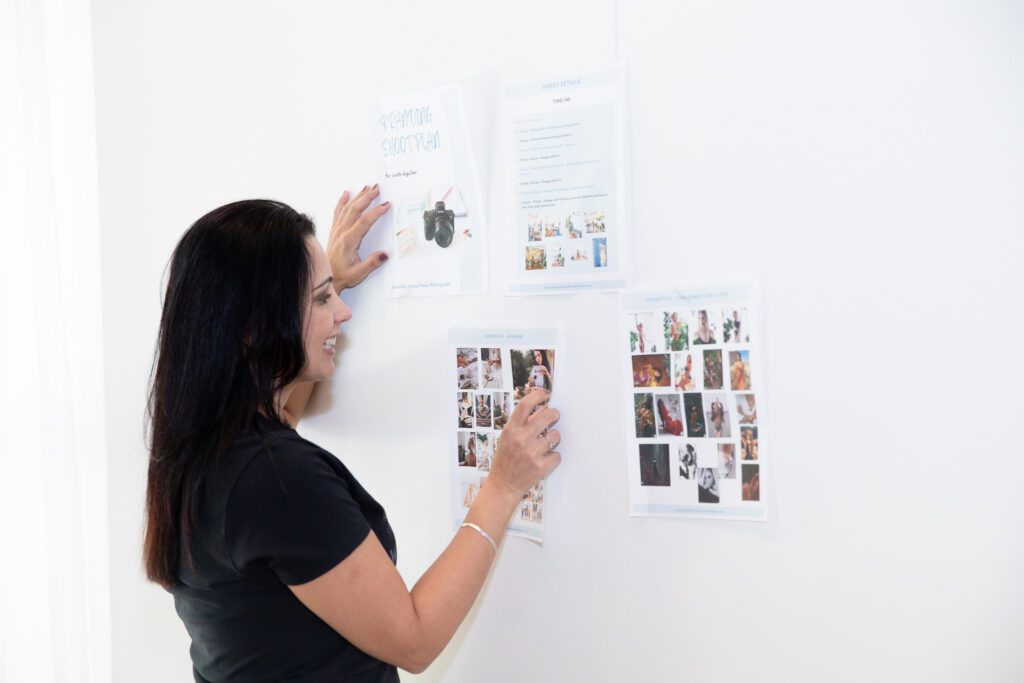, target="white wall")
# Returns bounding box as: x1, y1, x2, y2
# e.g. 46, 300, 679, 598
92, 1, 1024, 681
